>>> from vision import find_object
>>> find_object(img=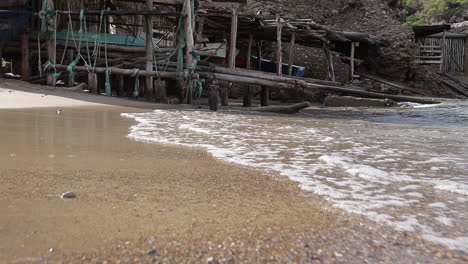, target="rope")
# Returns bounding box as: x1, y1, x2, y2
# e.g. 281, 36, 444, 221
131, 68, 140, 98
